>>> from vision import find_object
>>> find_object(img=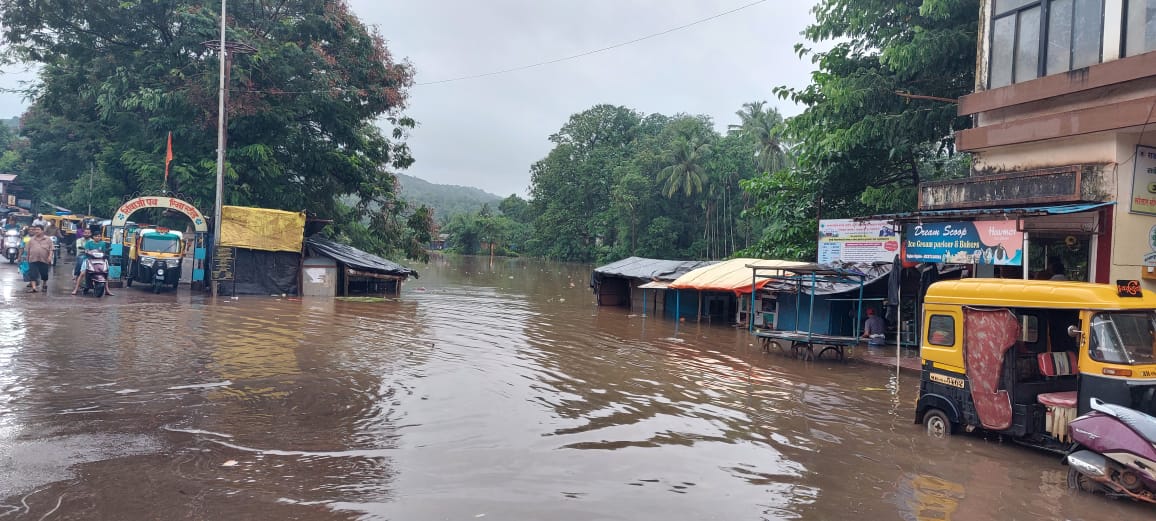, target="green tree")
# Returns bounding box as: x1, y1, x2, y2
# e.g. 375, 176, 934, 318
498, 194, 533, 223
738, 0, 977, 259
777, 0, 975, 211
657, 134, 712, 198
404, 205, 436, 262
1, 0, 416, 247
528, 105, 641, 261
738, 169, 821, 260
728, 101, 790, 174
